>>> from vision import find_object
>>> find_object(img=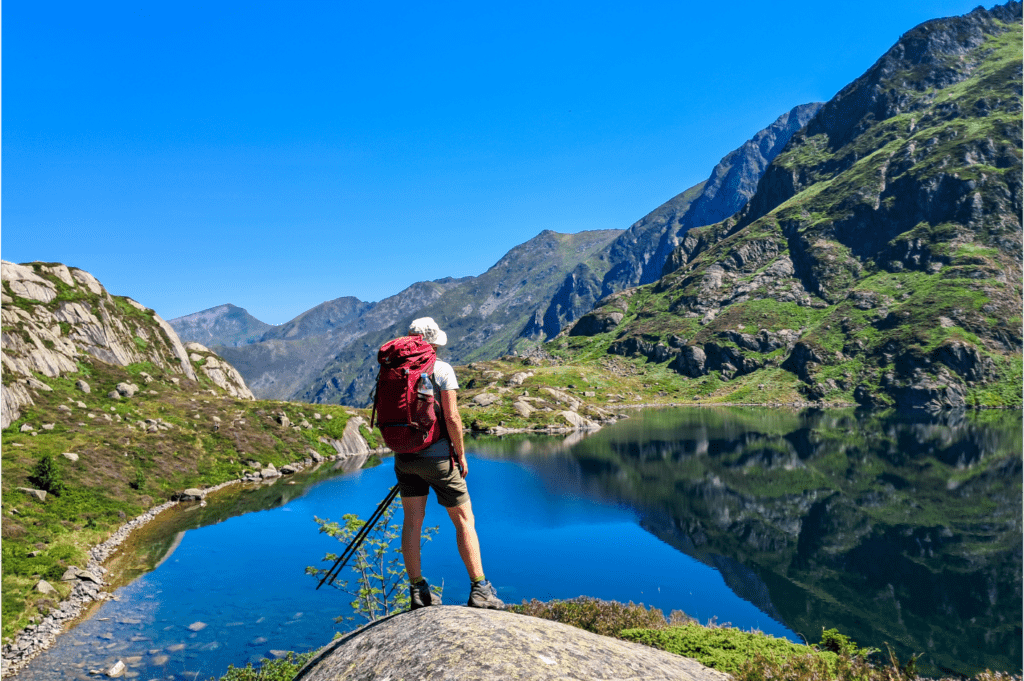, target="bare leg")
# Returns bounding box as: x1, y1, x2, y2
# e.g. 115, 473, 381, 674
401, 495, 428, 580
447, 500, 484, 580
